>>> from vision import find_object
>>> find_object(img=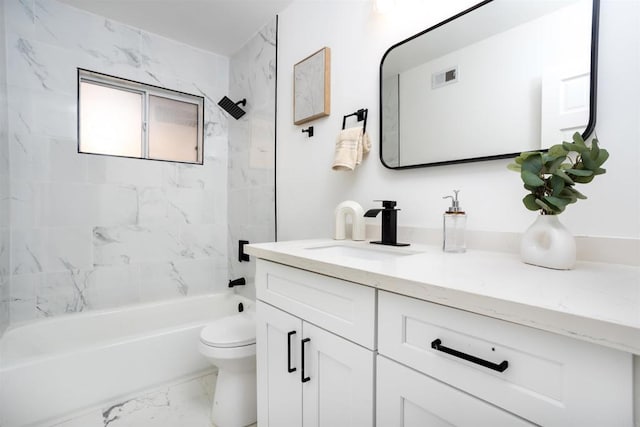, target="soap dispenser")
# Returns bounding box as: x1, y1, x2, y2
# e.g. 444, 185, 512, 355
442, 190, 466, 253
